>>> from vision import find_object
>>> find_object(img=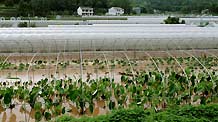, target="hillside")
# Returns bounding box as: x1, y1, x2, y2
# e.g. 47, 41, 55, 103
0, 0, 218, 17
